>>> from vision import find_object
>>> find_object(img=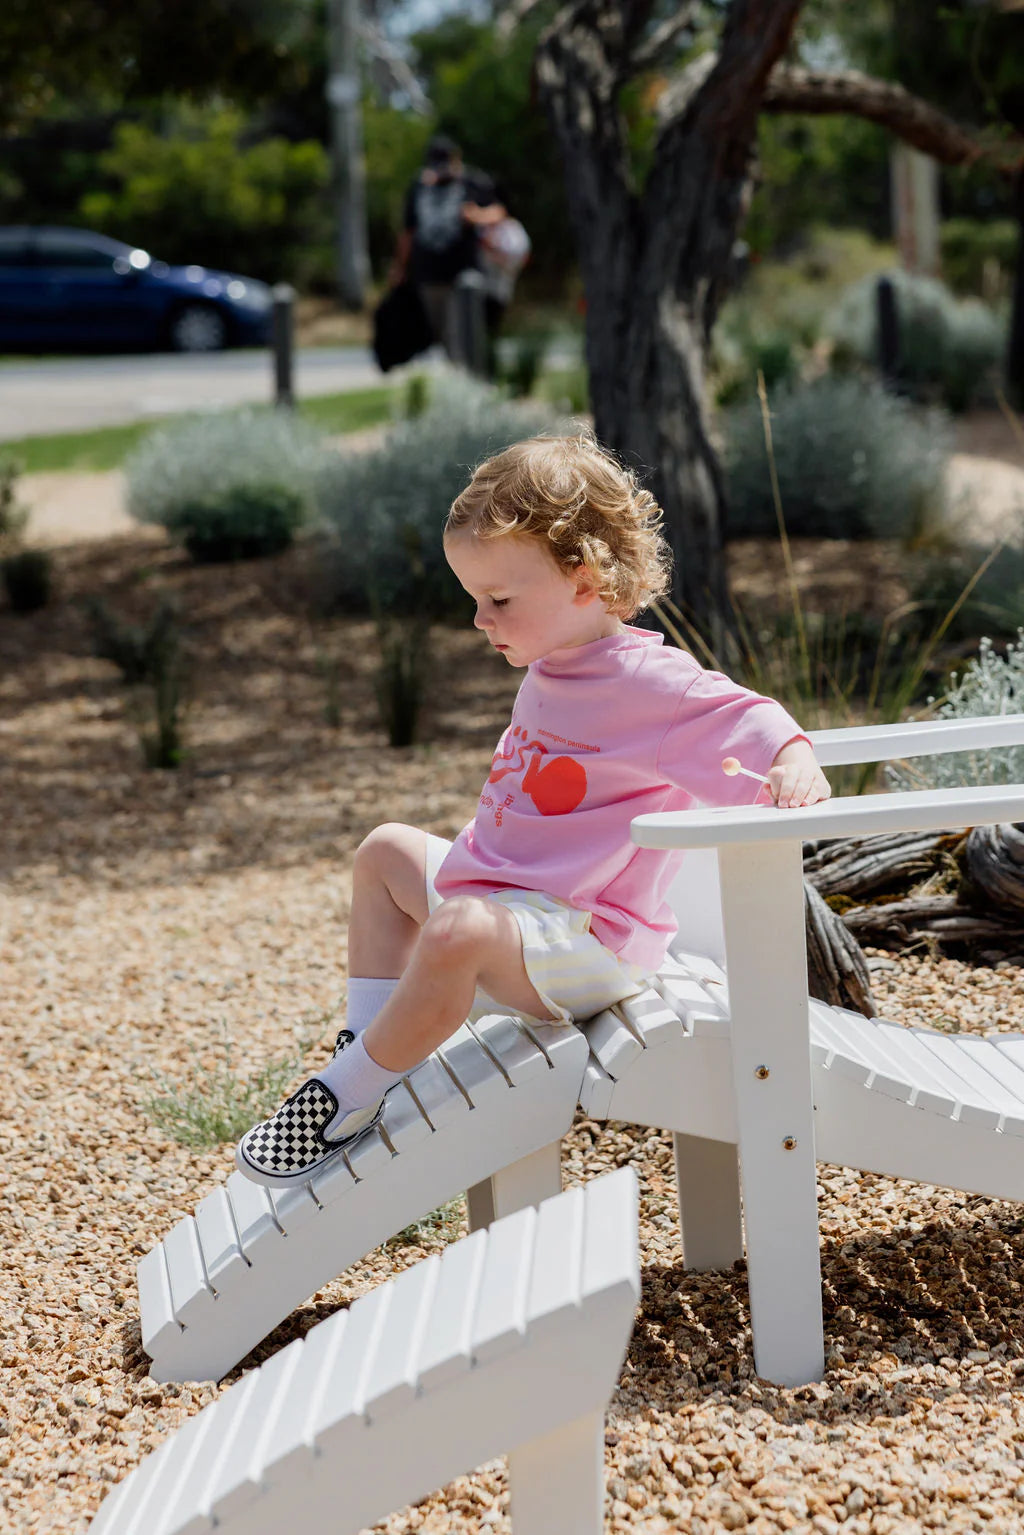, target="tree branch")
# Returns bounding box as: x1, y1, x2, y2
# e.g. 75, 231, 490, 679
496, 0, 549, 41
656, 55, 1024, 172
762, 65, 1022, 169
628, 3, 700, 73
358, 18, 431, 114
535, 0, 638, 225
